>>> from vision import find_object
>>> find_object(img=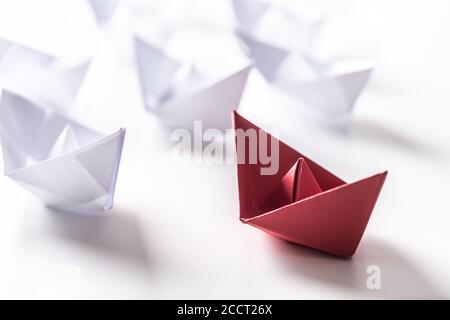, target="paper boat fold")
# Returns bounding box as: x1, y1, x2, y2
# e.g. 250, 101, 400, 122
134, 35, 251, 130
238, 32, 373, 119
233, 111, 387, 256
0, 38, 91, 111
236, 29, 373, 120
88, 0, 121, 24
232, 0, 269, 32
232, 0, 322, 52
0, 91, 125, 214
